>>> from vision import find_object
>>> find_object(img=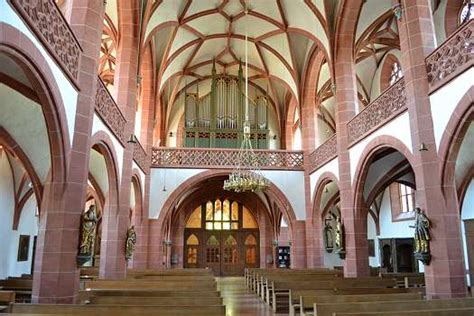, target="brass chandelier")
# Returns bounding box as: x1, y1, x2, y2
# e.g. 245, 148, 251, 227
223, 8, 269, 193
